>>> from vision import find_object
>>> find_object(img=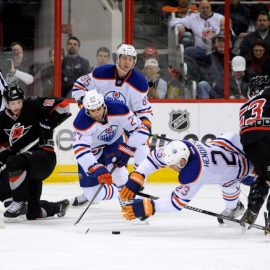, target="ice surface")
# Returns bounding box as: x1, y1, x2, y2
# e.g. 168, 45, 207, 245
0, 183, 269, 270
